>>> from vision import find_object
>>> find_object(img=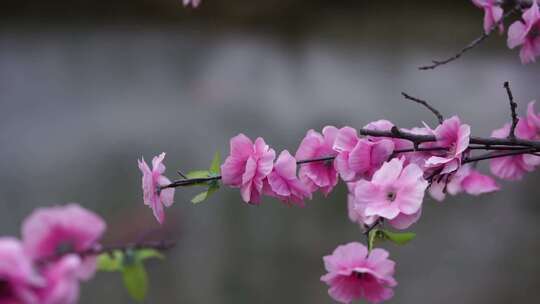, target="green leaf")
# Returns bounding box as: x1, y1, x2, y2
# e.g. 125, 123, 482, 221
122, 263, 148, 302
381, 230, 416, 245
97, 251, 124, 272
191, 191, 209, 204
185, 170, 210, 179
209, 151, 221, 174
136, 249, 164, 261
